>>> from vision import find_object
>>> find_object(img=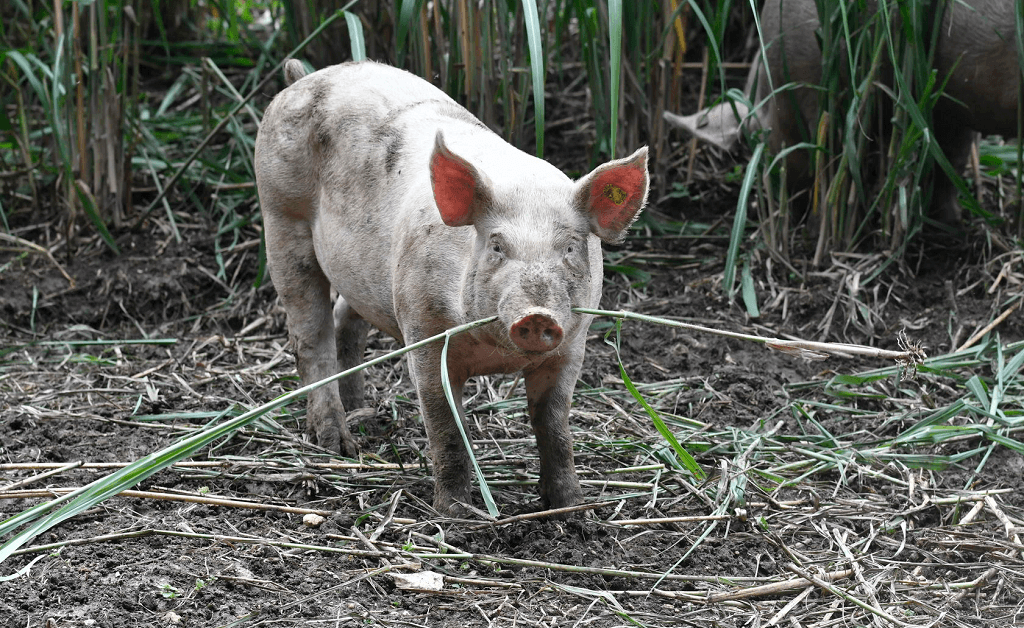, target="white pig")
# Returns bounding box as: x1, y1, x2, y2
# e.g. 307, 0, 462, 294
255, 60, 649, 515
